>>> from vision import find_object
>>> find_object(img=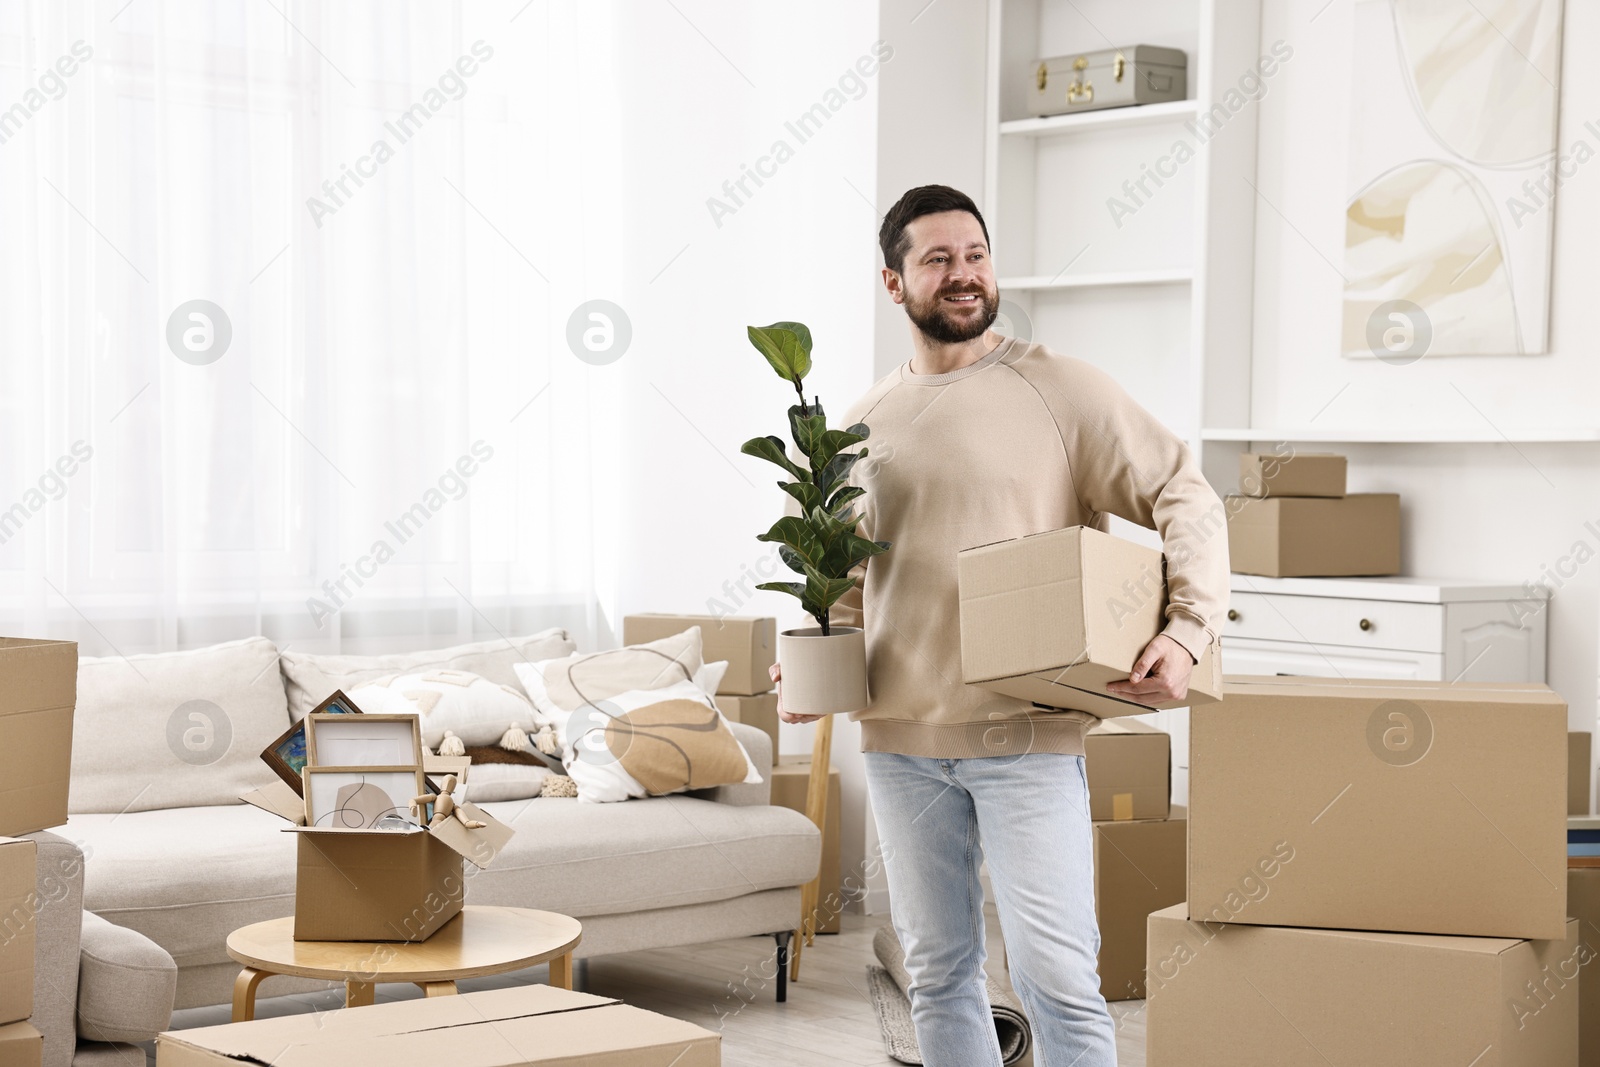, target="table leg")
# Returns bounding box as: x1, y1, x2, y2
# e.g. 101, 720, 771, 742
549, 952, 573, 990
345, 980, 375, 1008
232, 967, 269, 1023
419, 981, 458, 997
